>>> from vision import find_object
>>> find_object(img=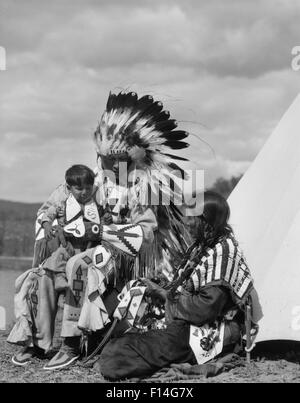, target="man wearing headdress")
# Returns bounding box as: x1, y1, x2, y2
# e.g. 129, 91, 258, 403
8, 91, 190, 370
